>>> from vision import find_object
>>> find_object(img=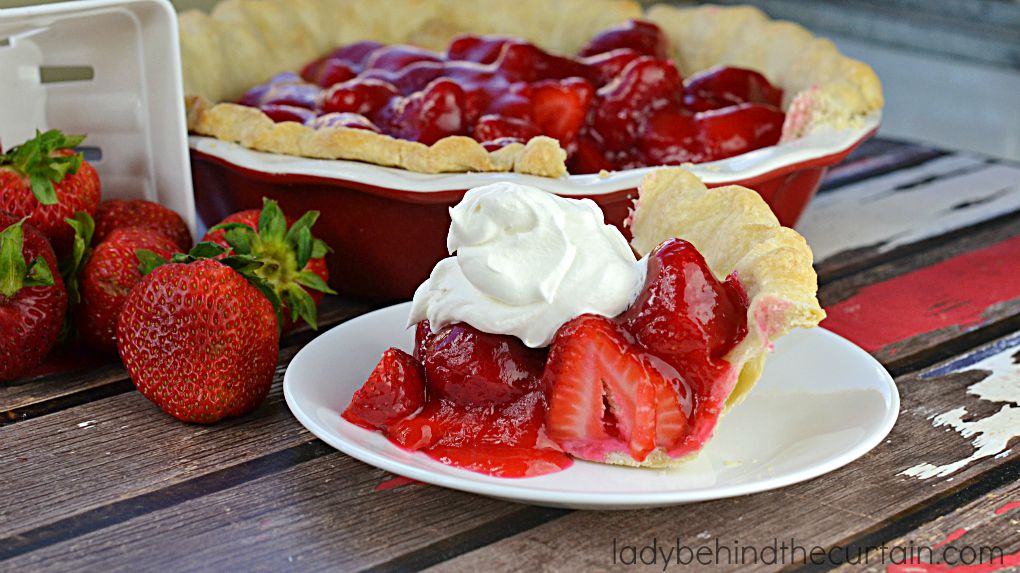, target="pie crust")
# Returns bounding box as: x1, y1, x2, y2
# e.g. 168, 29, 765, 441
180, 0, 883, 176
613, 167, 825, 467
